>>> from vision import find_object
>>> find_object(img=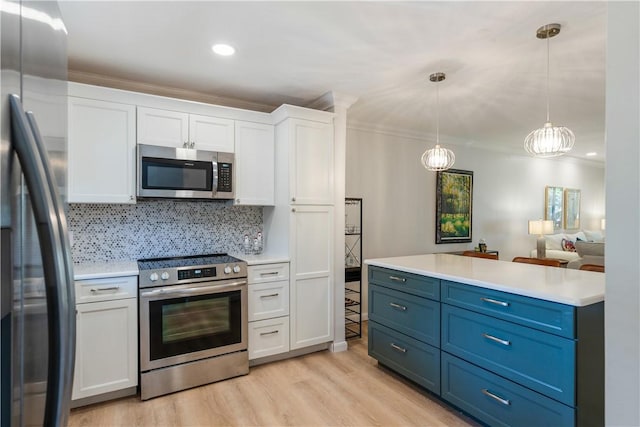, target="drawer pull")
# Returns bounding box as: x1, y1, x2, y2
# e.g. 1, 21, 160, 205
390, 343, 407, 353
90, 286, 120, 293
389, 276, 406, 283
260, 271, 280, 277
260, 293, 279, 298
480, 297, 510, 307
260, 330, 279, 336
482, 333, 511, 346
389, 302, 407, 311
481, 389, 511, 406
